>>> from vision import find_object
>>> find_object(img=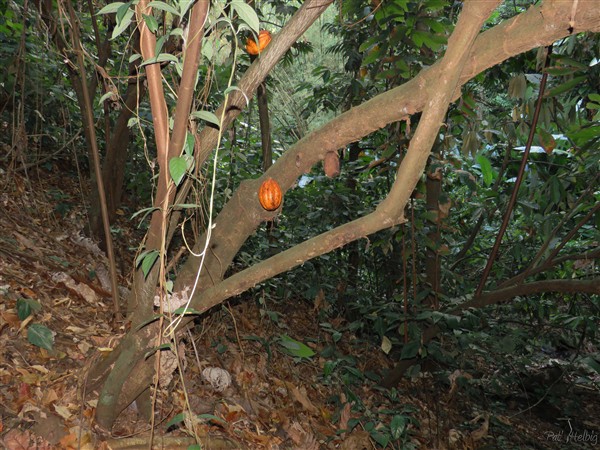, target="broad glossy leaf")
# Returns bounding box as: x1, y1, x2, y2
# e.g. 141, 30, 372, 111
231, 1, 259, 33
111, 7, 134, 40
169, 156, 187, 186
147, 1, 179, 16
97, 2, 125, 14
136, 250, 159, 278
190, 110, 220, 127
28, 324, 54, 351
142, 13, 158, 33
476, 154, 494, 186
278, 335, 315, 359
400, 340, 420, 359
